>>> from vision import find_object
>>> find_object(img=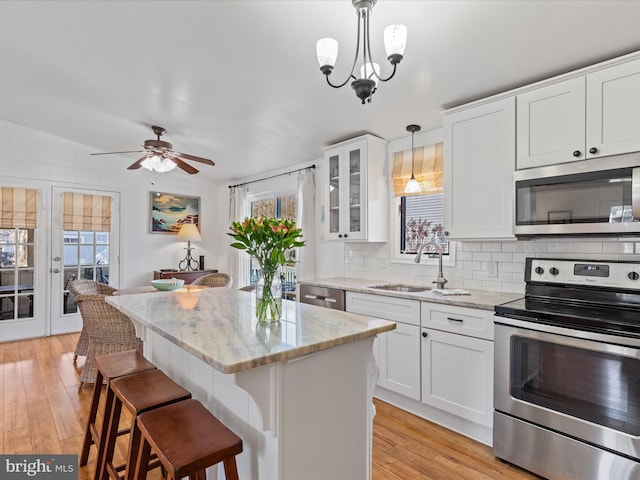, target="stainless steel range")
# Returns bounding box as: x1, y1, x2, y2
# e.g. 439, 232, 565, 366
494, 258, 640, 480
